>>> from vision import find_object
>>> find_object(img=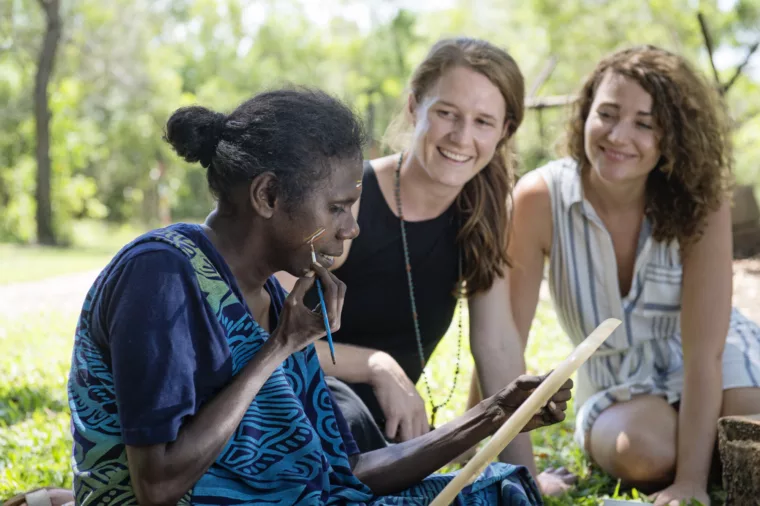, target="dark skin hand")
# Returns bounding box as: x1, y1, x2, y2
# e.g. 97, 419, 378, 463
350, 374, 573, 496
124, 263, 343, 506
